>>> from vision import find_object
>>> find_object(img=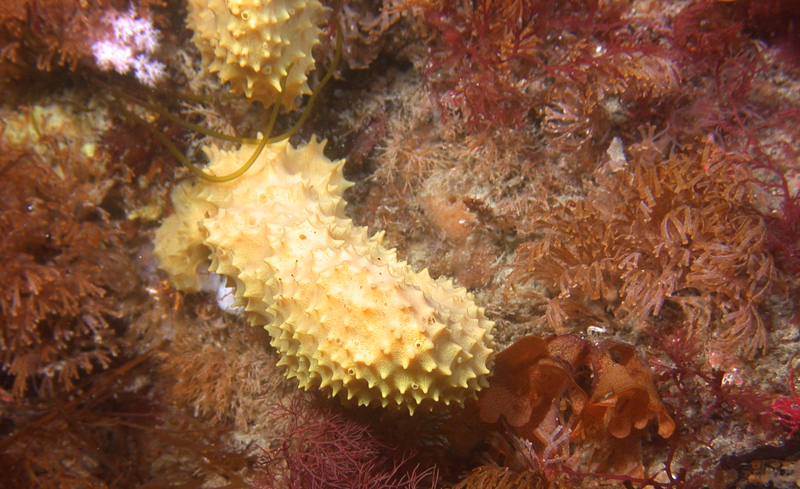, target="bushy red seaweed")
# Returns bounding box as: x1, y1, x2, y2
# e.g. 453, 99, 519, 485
400, 0, 634, 132
257, 397, 438, 489
770, 367, 800, 437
